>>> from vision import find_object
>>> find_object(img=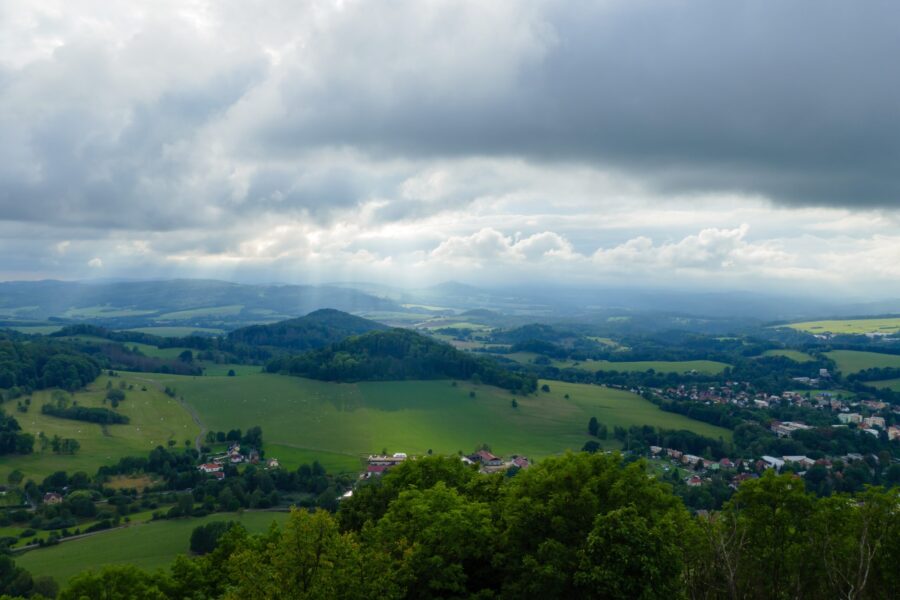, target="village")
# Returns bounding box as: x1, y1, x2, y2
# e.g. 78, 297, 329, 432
196, 442, 280, 480
361, 450, 531, 480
